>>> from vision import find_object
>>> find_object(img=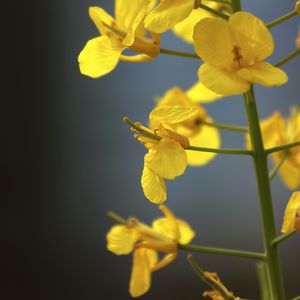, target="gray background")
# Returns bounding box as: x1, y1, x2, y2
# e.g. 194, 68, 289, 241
4, 0, 300, 299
